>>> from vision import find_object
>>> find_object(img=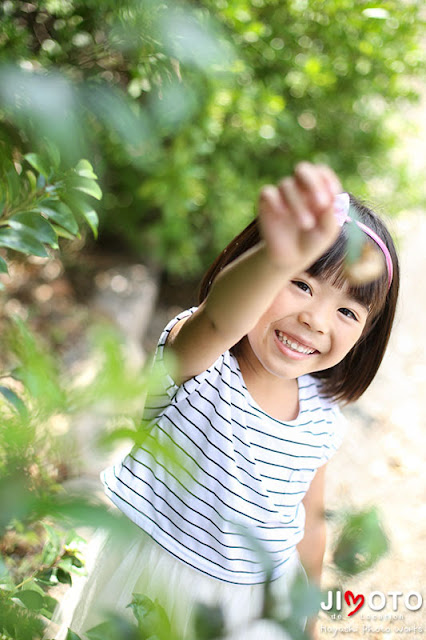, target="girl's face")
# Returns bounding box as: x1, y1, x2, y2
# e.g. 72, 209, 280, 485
242, 272, 369, 382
